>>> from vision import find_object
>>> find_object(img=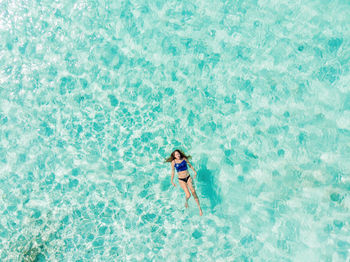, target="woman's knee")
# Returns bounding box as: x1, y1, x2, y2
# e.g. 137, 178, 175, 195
191, 191, 198, 199
186, 194, 191, 199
